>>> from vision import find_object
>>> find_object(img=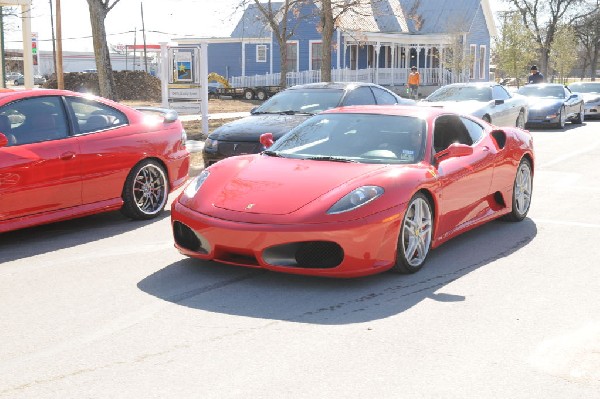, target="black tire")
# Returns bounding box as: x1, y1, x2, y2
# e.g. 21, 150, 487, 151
256, 89, 267, 101
572, 106, 584, 124
556, 107, 566, 129
391, 192, 433, 274
121, 160, 169, 220
516, 110, 525, 129
14, 80, 19, 86
243, 89, 255, 100
502, 158, 533, 222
